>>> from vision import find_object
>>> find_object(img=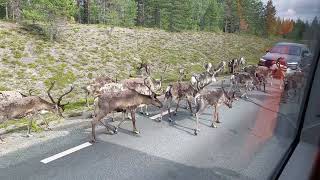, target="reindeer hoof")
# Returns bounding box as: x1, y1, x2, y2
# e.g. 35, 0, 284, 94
113, 128, 118, 134
25, 134, 34, 138
215, 121, 221, 124
194, 129, 200, 136
156, 118, 162, 122
139, 111, 144, 115
90, 139, 96, 143
211, 124, 217, 128
46, 127, 52, 131
133, 130, 140, 134
173, 112, 177, 116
